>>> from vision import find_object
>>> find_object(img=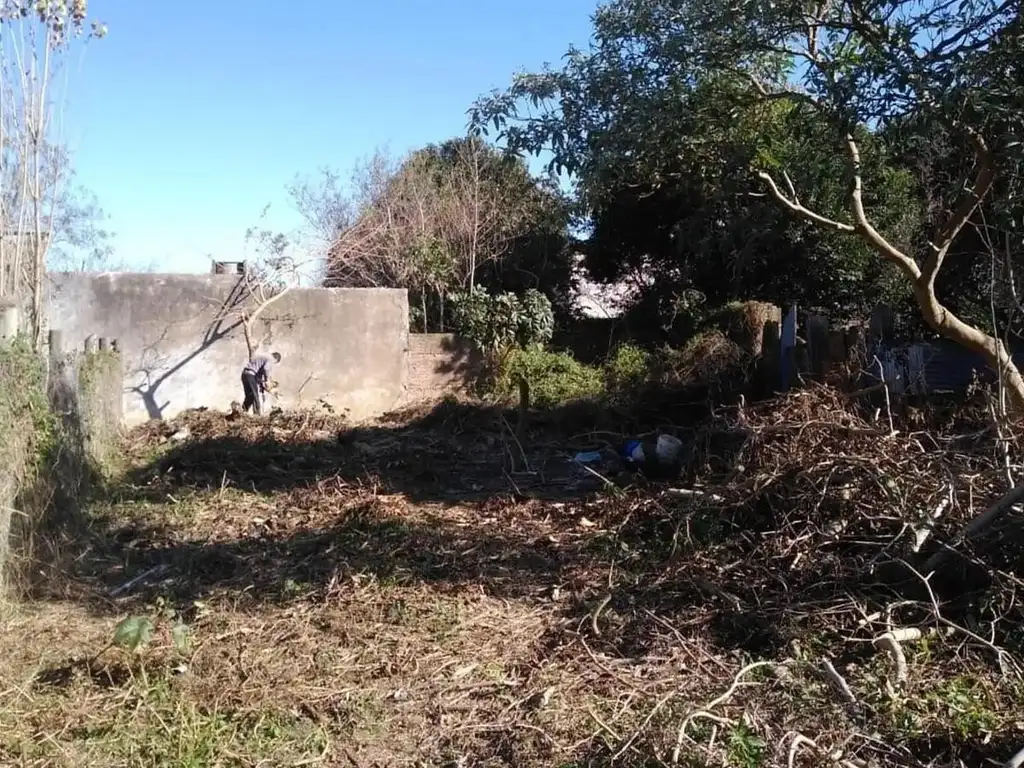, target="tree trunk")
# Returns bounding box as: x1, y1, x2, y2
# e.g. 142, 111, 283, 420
757, 134, 1024, 411
243, 315, 255, 359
